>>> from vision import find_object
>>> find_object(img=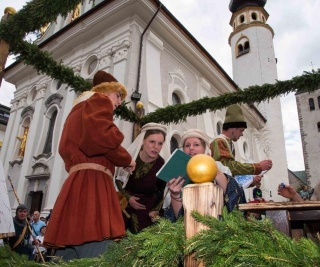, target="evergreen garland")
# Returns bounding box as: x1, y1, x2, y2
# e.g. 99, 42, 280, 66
1, 210, 320, 266
187, 209, 320, 267
1, 0, 320, 124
